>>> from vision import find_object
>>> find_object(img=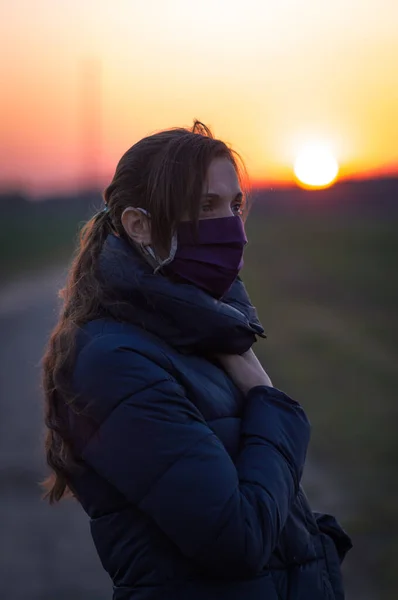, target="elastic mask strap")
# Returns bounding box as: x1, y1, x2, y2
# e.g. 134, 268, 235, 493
154, 234, 177, 273
136, 208, 177, 274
